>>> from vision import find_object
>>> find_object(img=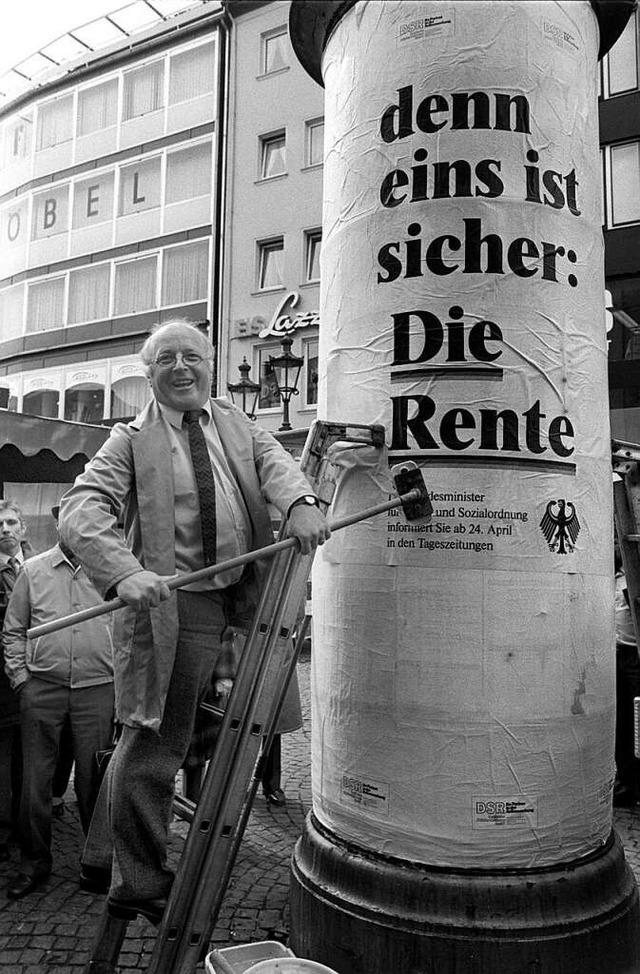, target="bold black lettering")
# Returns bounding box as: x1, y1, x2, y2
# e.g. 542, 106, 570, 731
542, 169, 565, 210
7, 212, 20, 242
380, 169, 409, 207
508, 237, 539, 277
463, 218, 503, 274
478, 409, 520, 451
475, 159, 503, 198
391, 395, 438, 450
415, 93, 449, 134
440, 408, 476, 450
523, 401, 546, 454
392, 310, 444, 365
433, 159, 472, 199
468, 320, 503, 362
565, 169, 581, 216
494, 93, 530, 133
380, 86, 414, 143
425, 235, 460, 275
451, 91, 491, 130
377, 242, 402, 283
548, 415, 575, 457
